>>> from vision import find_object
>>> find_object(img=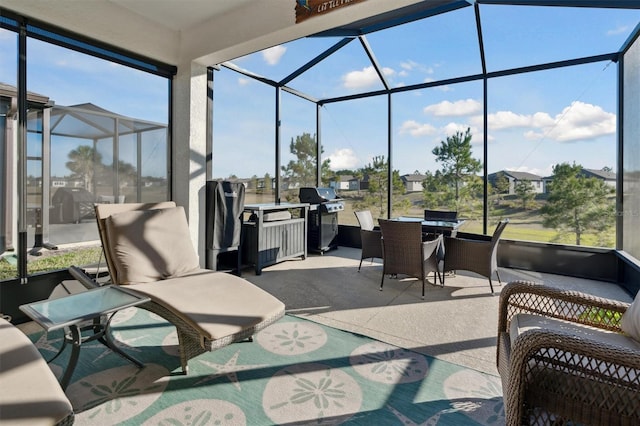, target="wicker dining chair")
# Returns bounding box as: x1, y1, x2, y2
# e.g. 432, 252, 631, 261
424, 209, 459, 237
379, 219, 443, 299
423, 209, 458, 221
443, 219, 509, 293
354, 210, 383, 271
498, 280, 640, 425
